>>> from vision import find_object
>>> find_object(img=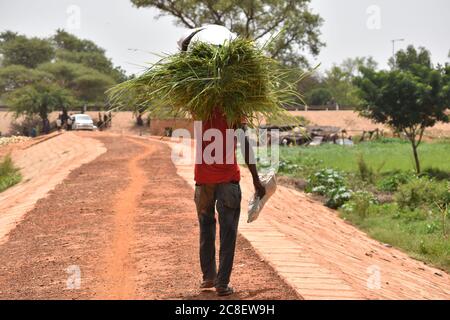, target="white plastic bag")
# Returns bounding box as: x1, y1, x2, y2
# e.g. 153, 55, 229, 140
177, 25, 237, 51
247, 171, 277, 223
